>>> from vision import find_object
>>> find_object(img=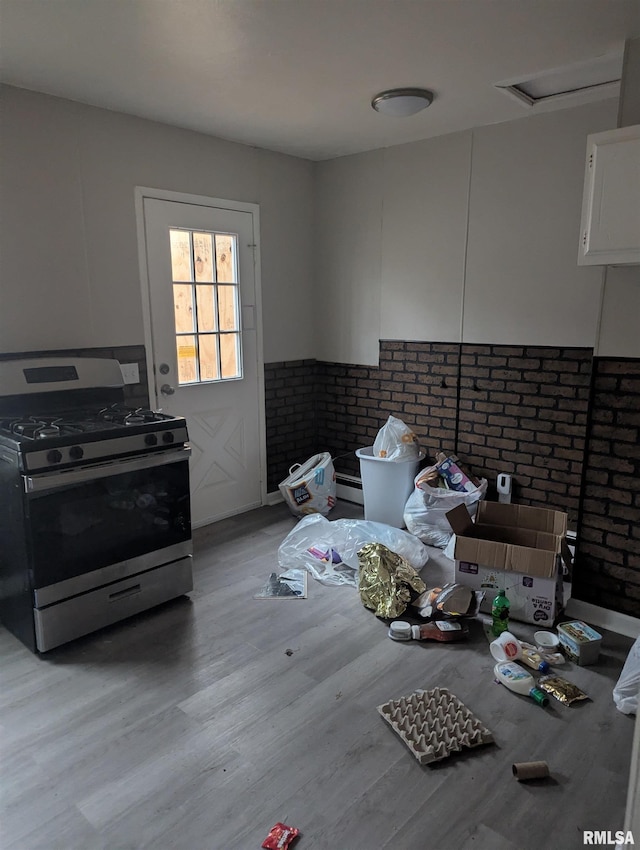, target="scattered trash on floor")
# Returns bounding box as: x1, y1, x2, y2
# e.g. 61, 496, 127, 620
254, 570, 307, 600
278, 451, 336, 517
261, 822, 300, 849
358, 542, 426, 618
494, 661, 549, 707
538, 674, 589, 706
388, 619, 468, 642
378, 687, 494, 764
490, 631, 558, 672
557, 620, 602, 665
512, 761, 550, 781
411, 582, 483, 621
277, 513, 428, 587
